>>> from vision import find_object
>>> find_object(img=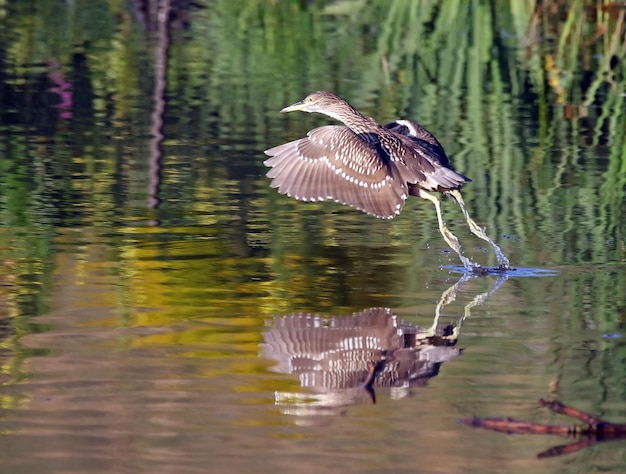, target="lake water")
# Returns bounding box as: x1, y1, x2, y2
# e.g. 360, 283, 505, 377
0, 1, 625, 473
